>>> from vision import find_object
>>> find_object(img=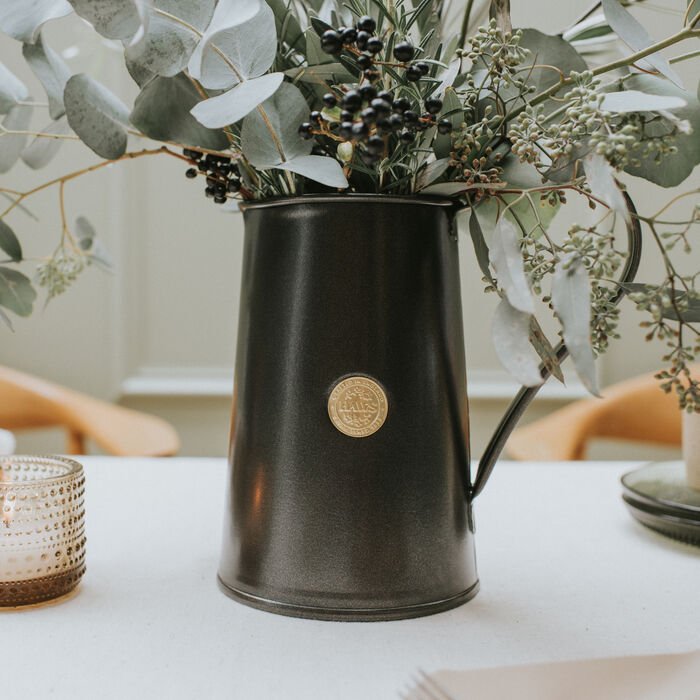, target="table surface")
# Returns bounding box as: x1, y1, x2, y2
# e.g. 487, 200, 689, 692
3, 458, 699, 700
